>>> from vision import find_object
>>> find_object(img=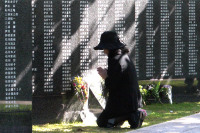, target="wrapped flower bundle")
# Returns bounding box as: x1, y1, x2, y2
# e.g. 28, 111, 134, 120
72, 76, 88, 102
